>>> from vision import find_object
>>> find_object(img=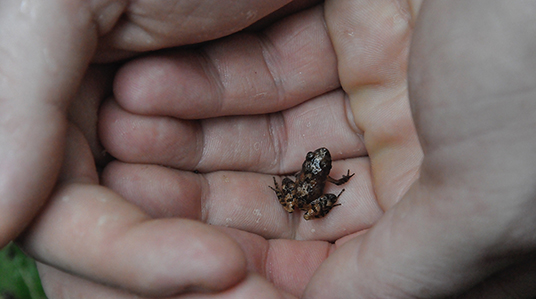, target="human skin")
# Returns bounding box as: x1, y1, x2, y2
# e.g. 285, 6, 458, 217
14, 0, 536, 298
20, 1, 418, 297
0, 0, 300, 249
